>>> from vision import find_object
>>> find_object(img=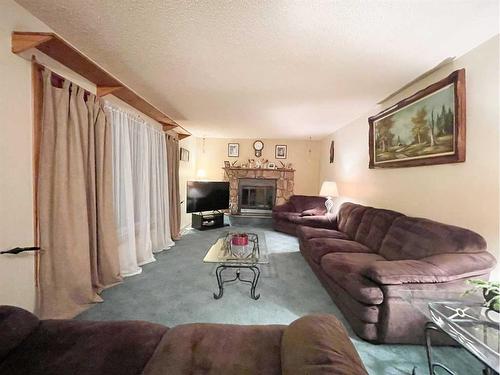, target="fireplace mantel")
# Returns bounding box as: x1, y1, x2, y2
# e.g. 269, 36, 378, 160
223, 167, 296, 172
223, 167, 295, 214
